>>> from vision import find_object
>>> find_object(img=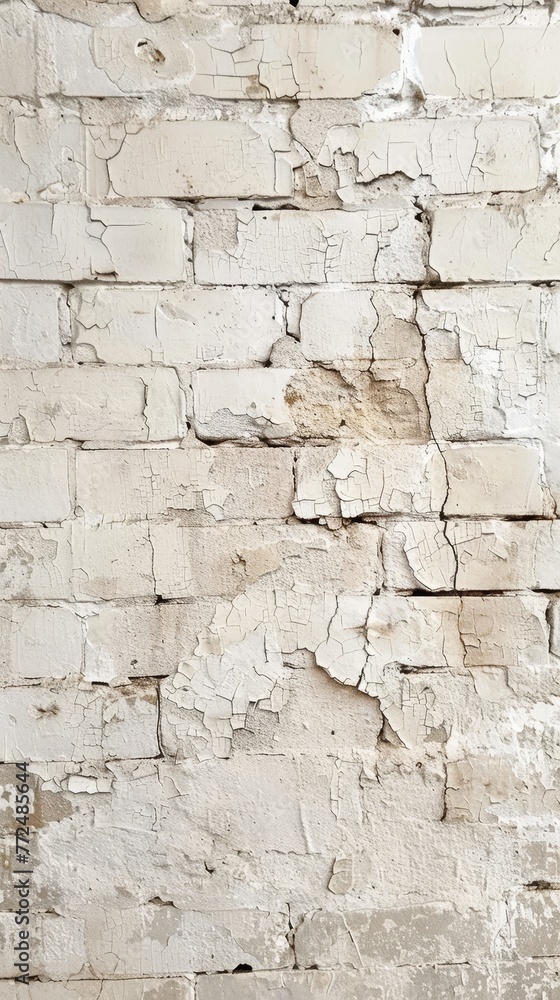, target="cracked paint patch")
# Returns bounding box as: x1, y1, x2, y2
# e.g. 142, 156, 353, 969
194, 209, 426, 285
71, 286, 283, 367
0, 204, 186, 282
319, 117, 540, 195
